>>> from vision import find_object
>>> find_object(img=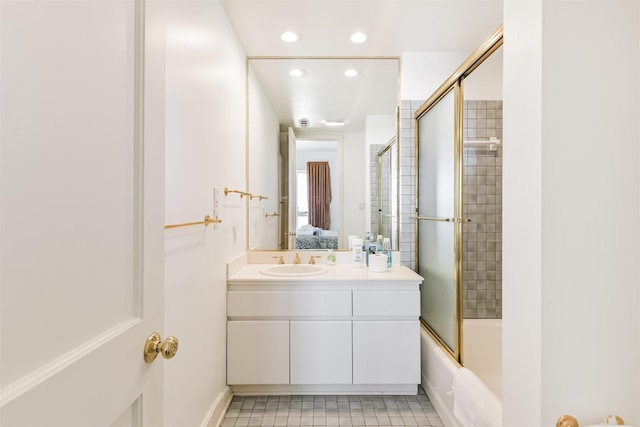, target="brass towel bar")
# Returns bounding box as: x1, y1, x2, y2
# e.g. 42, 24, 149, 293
265, 212, 280, 218
251, 194, 268, 201
164, 215, 222, 230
